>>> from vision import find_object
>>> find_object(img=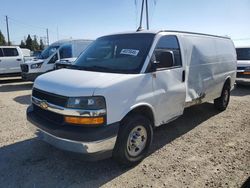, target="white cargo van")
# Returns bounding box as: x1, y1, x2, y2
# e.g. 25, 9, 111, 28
27, 31, 236, 165
235, 46, 250, 83
0, 46, 28, 76
20, 39, 93, 81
